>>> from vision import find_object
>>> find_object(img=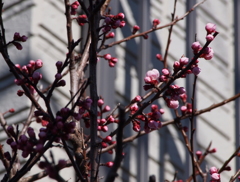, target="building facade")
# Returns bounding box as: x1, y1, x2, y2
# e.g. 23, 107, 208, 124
0, 0, 238, 182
